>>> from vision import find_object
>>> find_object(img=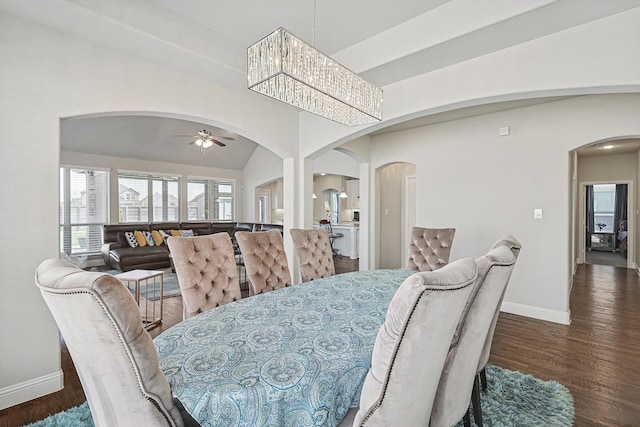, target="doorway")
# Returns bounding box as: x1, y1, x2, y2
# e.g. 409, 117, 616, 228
582, 182, 630, 268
